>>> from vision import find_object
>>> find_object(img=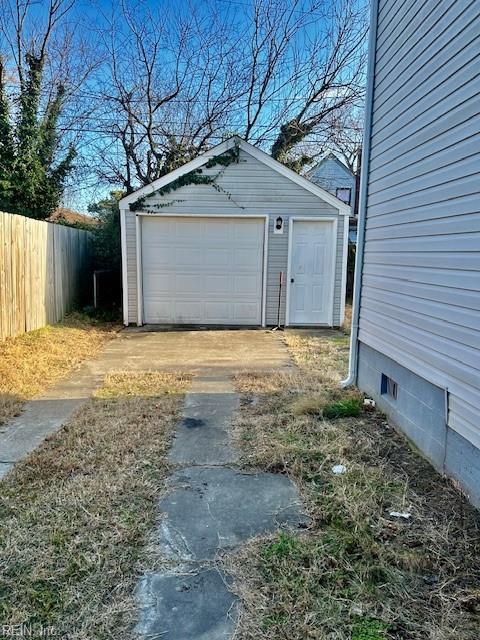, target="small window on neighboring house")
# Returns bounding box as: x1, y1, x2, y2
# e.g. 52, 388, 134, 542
381, 374, 398, 400
336, 188, 352, 204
